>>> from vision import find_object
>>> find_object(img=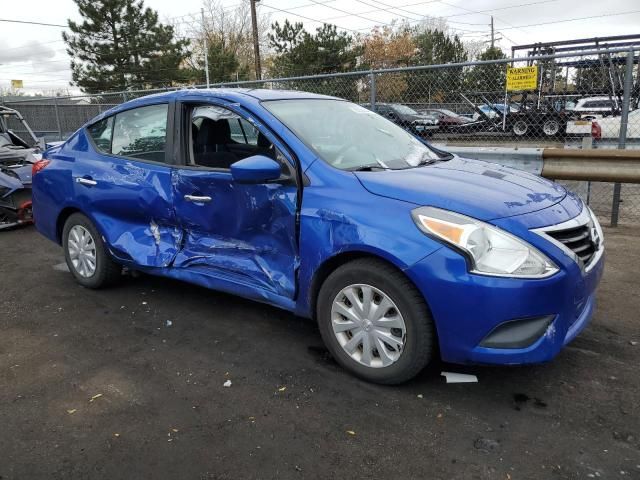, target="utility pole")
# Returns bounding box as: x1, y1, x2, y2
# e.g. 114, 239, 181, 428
201, 8, 210, 88
490, 16, 495, 49
250, 0, 262, 80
